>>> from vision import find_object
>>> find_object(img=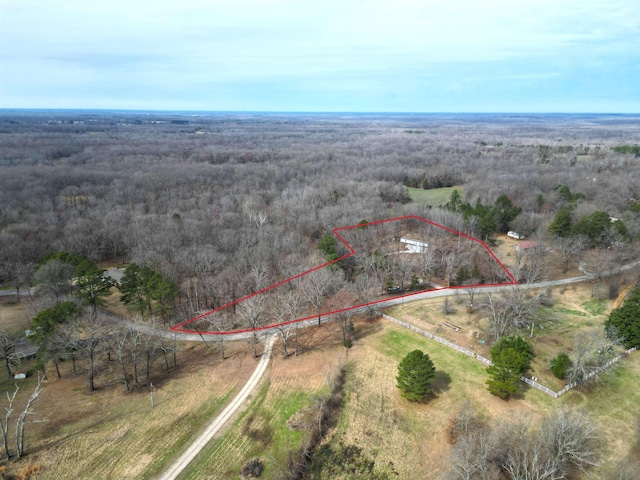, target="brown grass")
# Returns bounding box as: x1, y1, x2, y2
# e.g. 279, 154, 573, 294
183, 324, 348, 479
327, 321, 555, 479
0, 298, 31, 336
2, 341, 256, 480
387, 282, 623, 392
325, 318, 640, 479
